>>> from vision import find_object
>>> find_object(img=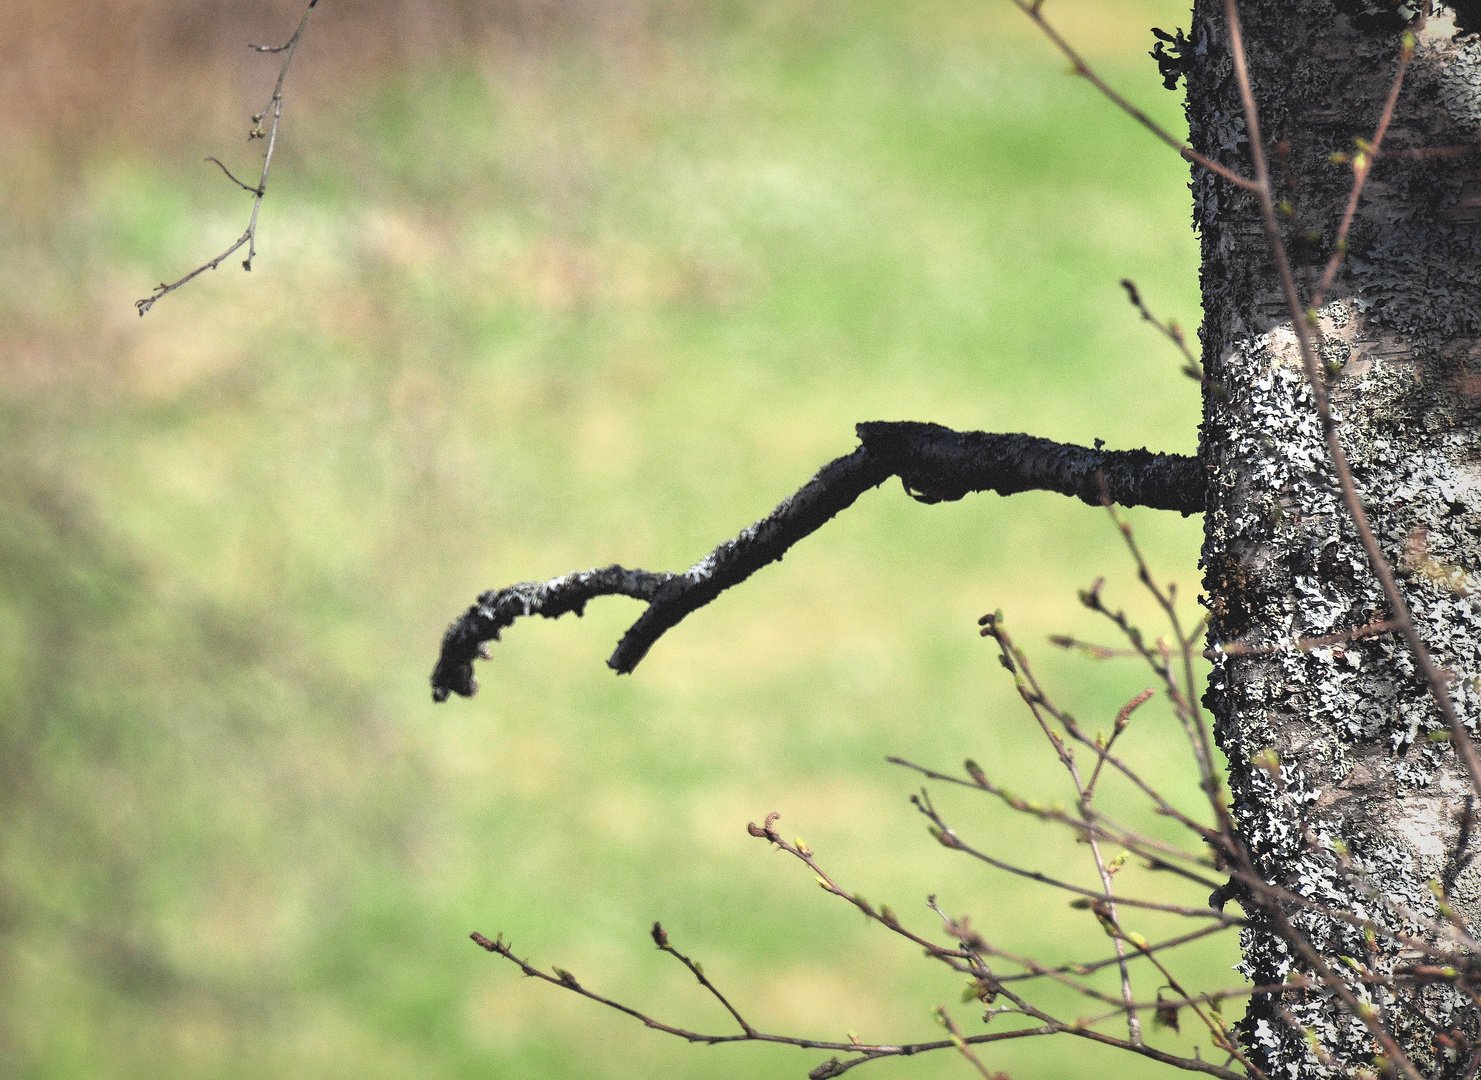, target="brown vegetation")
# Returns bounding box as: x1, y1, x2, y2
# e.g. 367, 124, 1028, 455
1, 0, 686, 146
